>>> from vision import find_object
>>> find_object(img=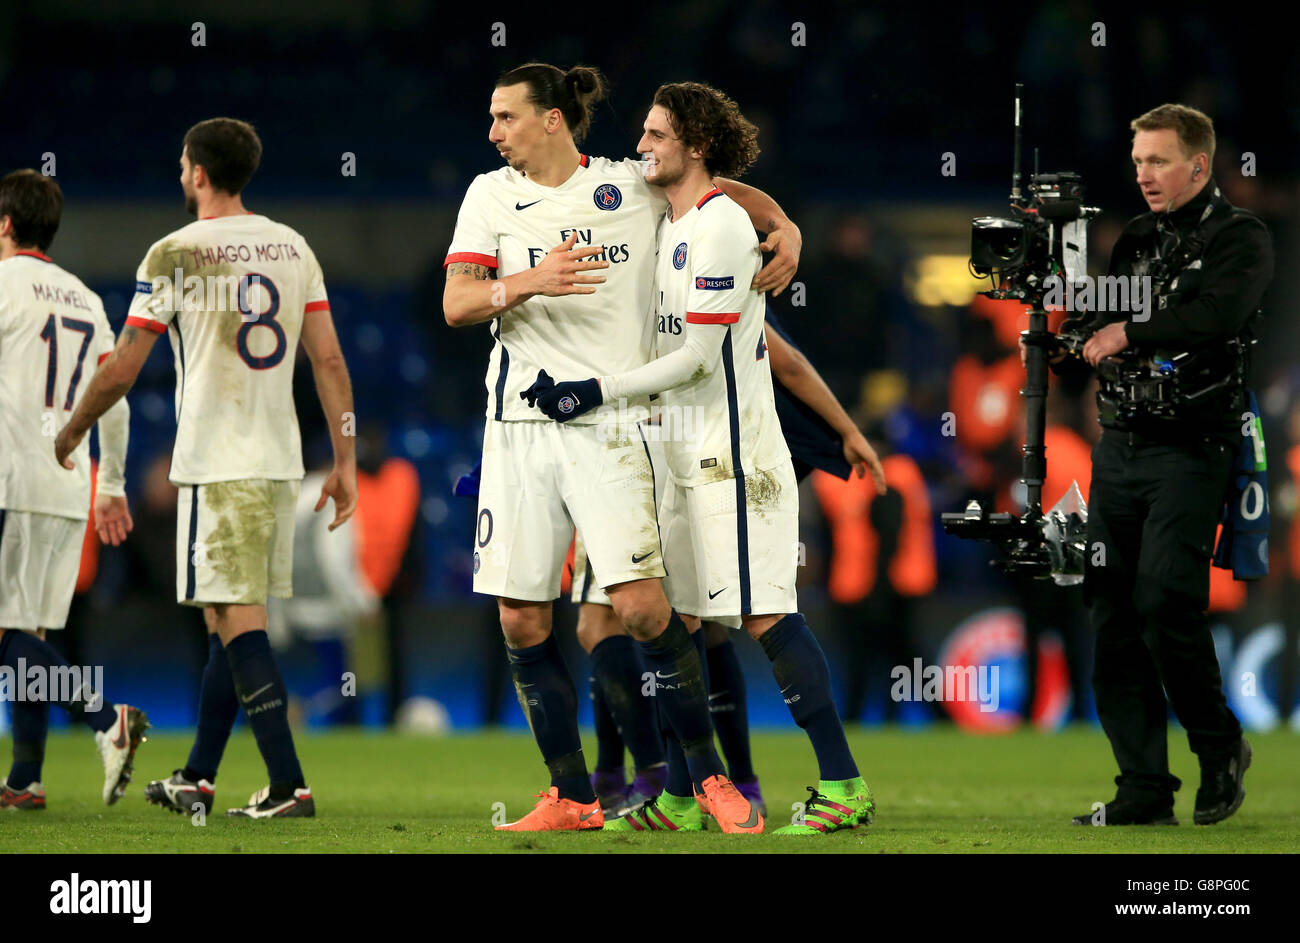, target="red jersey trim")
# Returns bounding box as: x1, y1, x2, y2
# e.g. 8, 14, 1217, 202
579, 154, 590, 167
125, 316, 167, 335
97, 352, 111, 365
304, 300, 330, 314
14, 249, 52, 262
443, 251, 498, 270
199, 211, 255, 220
686, 311, 740, 324
695, 187, 723, 210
